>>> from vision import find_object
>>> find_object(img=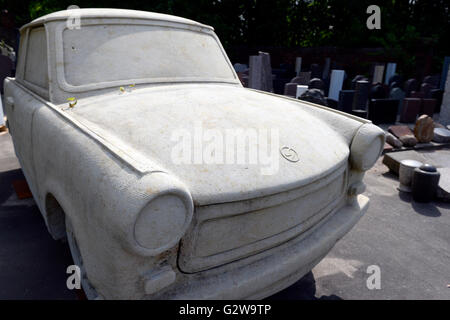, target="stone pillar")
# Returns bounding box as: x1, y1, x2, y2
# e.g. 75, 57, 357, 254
328, 70, 345, 101
258, 51, 273, 93
372, 64, 384, 84
384, 62, 397, 85
352, 80, 370, 111
440, 56, 450, 90
295, 57, 302, 76
439, 68, 450, 126
248, 55, 263, 90
0, 94, 4, 126
248, 53, 273, 92
322, 58, 331, 80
